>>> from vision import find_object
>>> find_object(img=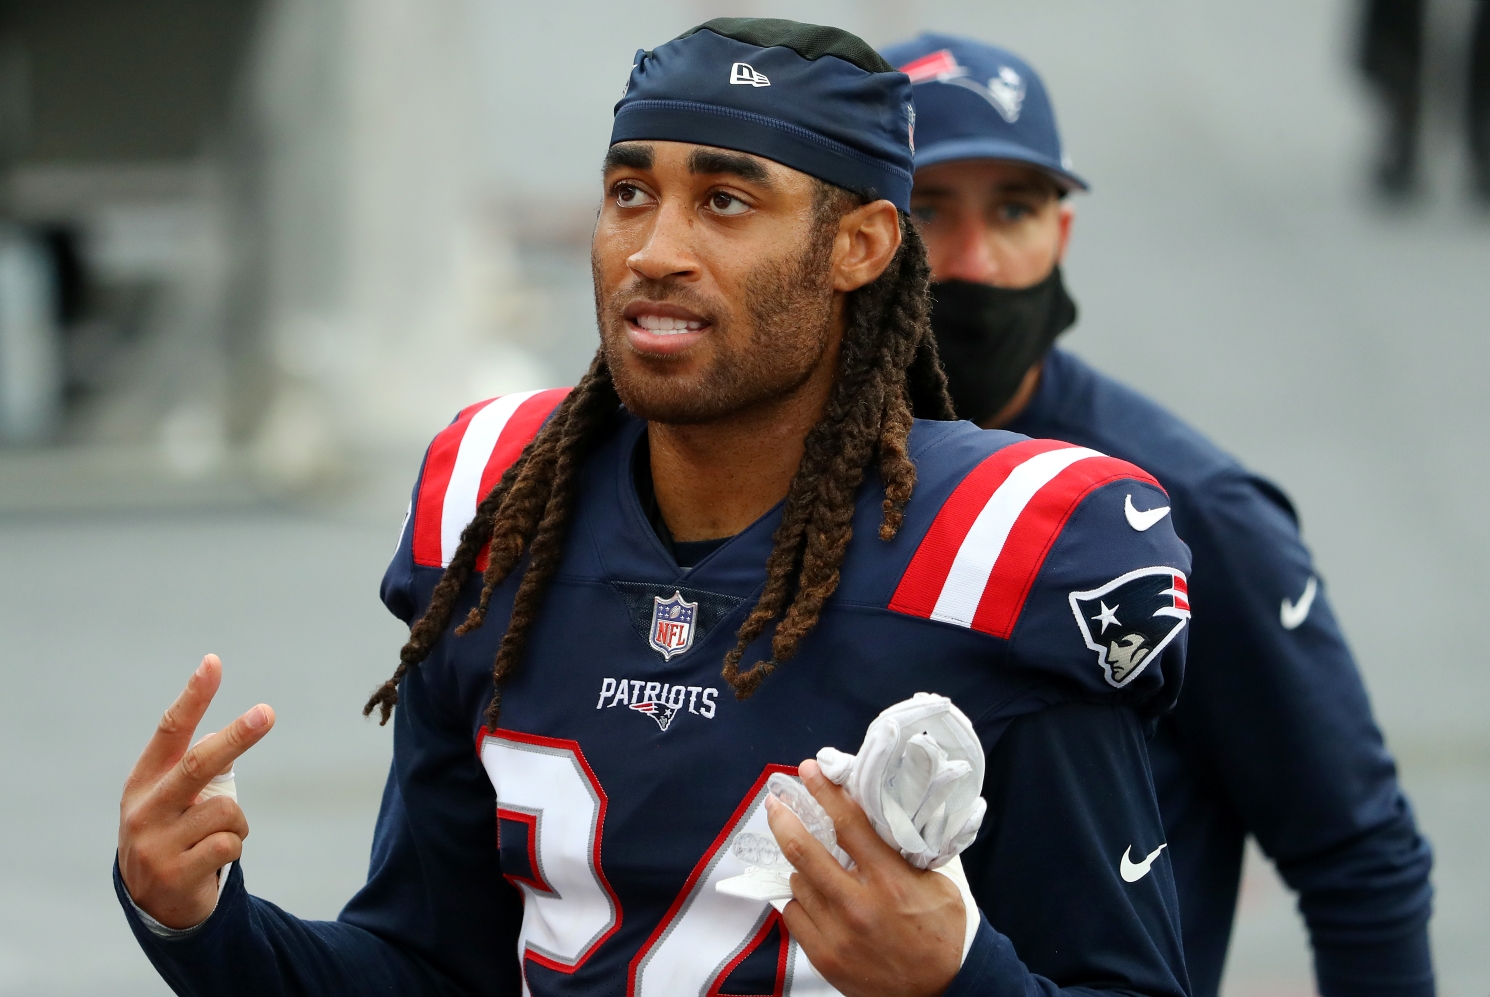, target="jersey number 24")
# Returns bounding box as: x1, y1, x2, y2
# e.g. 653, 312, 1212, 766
481, 729, 843, 996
